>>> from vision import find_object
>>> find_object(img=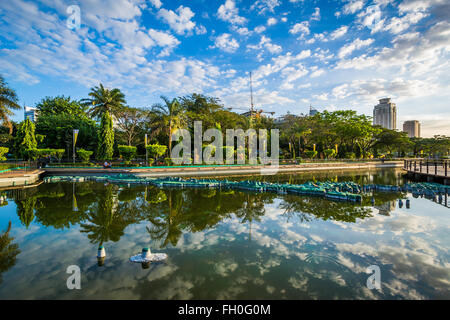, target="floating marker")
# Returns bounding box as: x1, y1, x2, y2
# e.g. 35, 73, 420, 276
129, 247, 167, 263
97, 245, 106, 258
406, 199, 410, 209
398, 199, 403, 208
